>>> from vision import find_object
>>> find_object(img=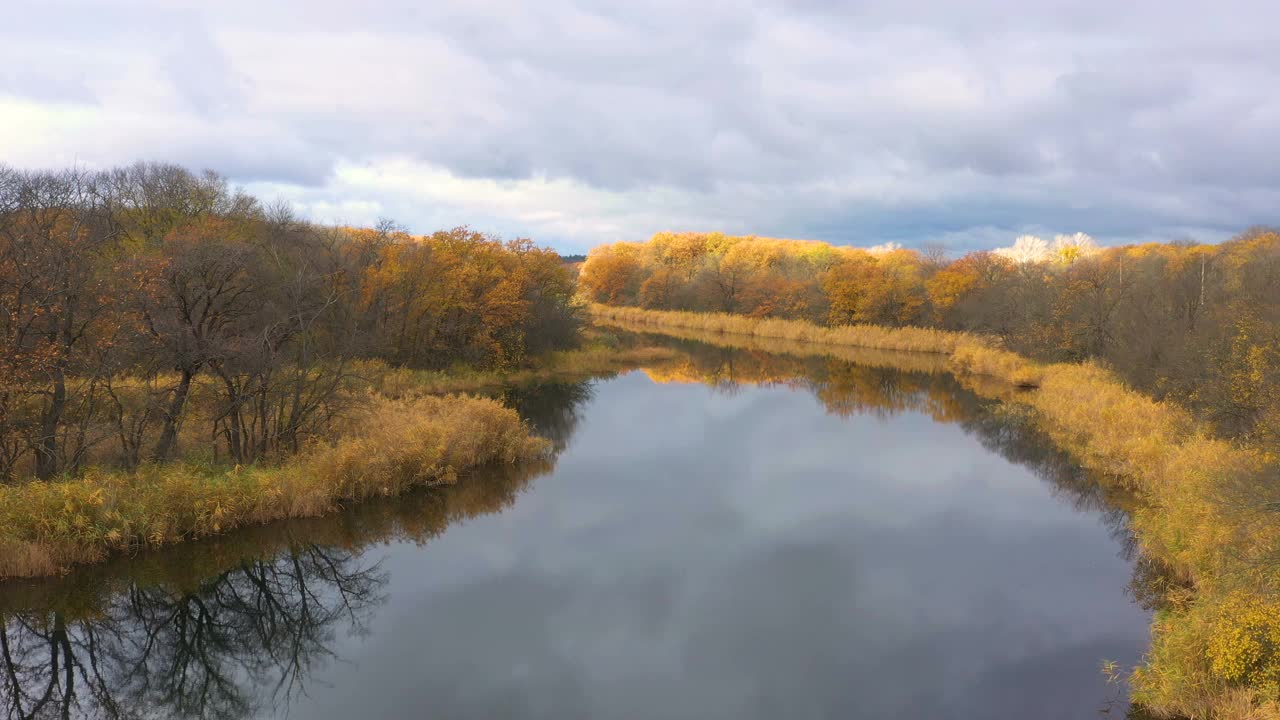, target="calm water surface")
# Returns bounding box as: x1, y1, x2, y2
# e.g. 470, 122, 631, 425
0, 342, 1150, 719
